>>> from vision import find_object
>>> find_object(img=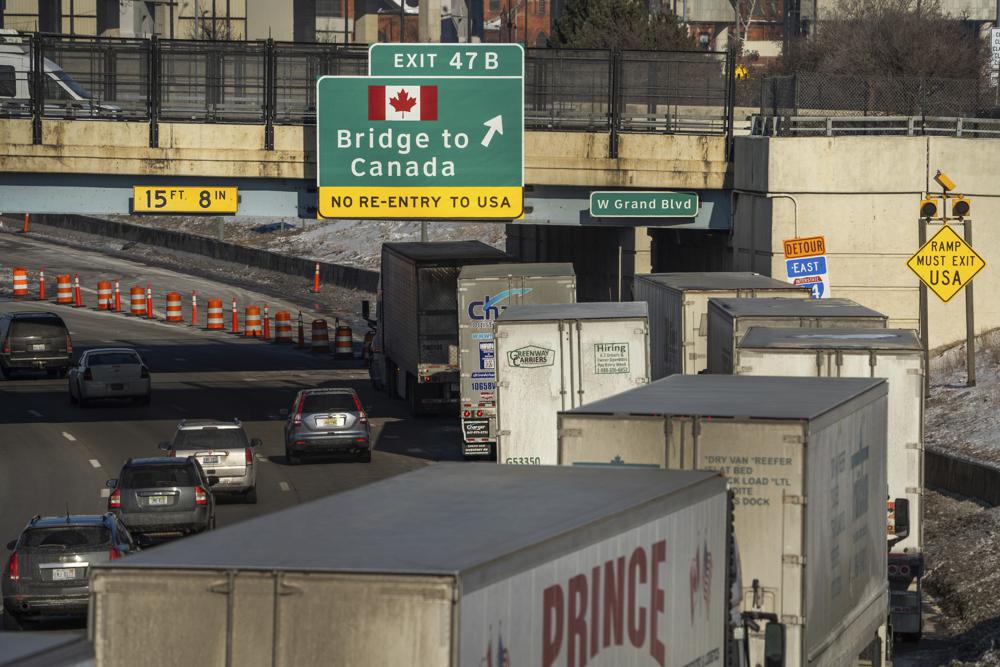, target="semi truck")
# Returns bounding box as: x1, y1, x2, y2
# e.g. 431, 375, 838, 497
633, 272, 809, 378
558, 375, 904, 667
494, 302, 650, 465
730, 327, 926, 641
456, 263, 576, 456
368, 241, 508, 415
89, 464, 733, 667
706, 298, 888, 375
